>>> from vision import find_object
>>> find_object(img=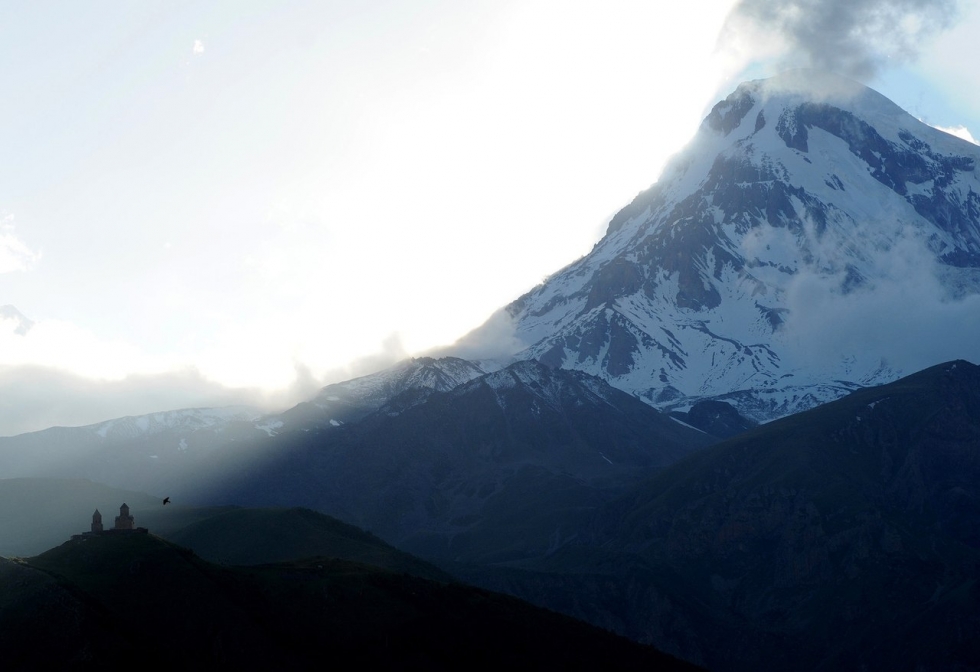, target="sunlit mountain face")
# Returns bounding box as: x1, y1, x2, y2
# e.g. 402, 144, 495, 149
460, 71, 980, 422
